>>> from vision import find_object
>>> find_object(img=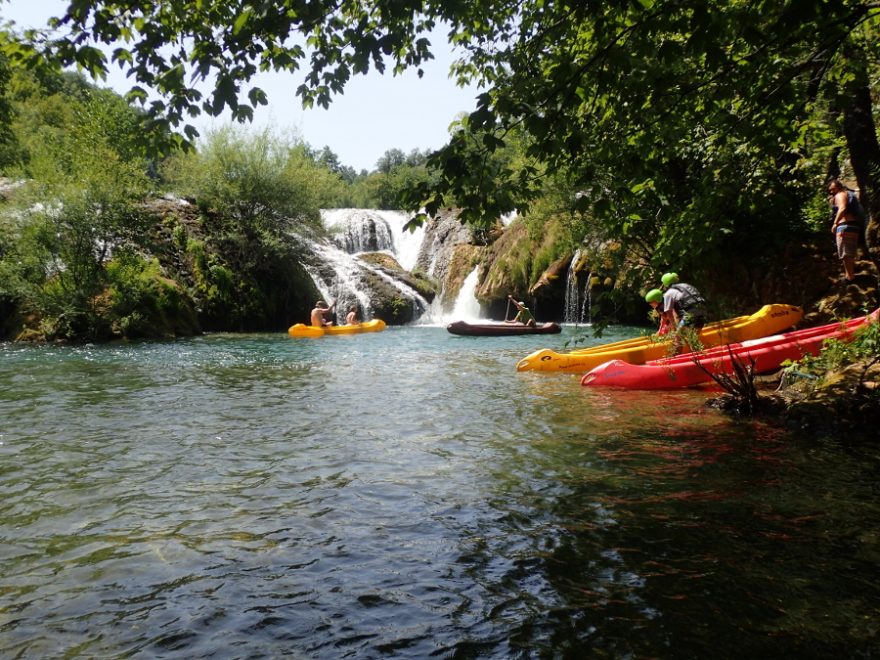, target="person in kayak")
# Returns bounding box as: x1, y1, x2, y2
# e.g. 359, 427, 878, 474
506, 295, 537, 327
345, 304, 360, 326
310, 300, 335, 327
